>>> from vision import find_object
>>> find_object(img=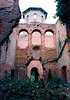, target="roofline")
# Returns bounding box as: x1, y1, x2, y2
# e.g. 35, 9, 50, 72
23, 7, 48, 19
